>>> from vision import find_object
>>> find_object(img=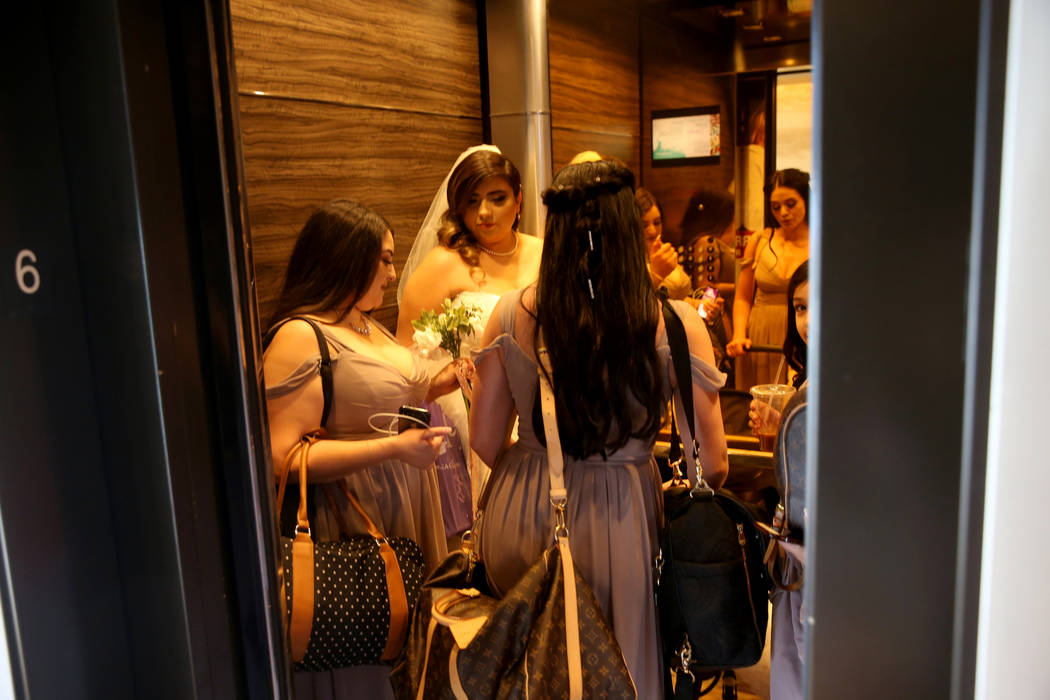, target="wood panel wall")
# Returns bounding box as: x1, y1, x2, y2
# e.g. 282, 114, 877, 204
548, 2, 641, 175
641, 20, 736, 245
229, 0, 483, 330
546, 4, 736, 246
